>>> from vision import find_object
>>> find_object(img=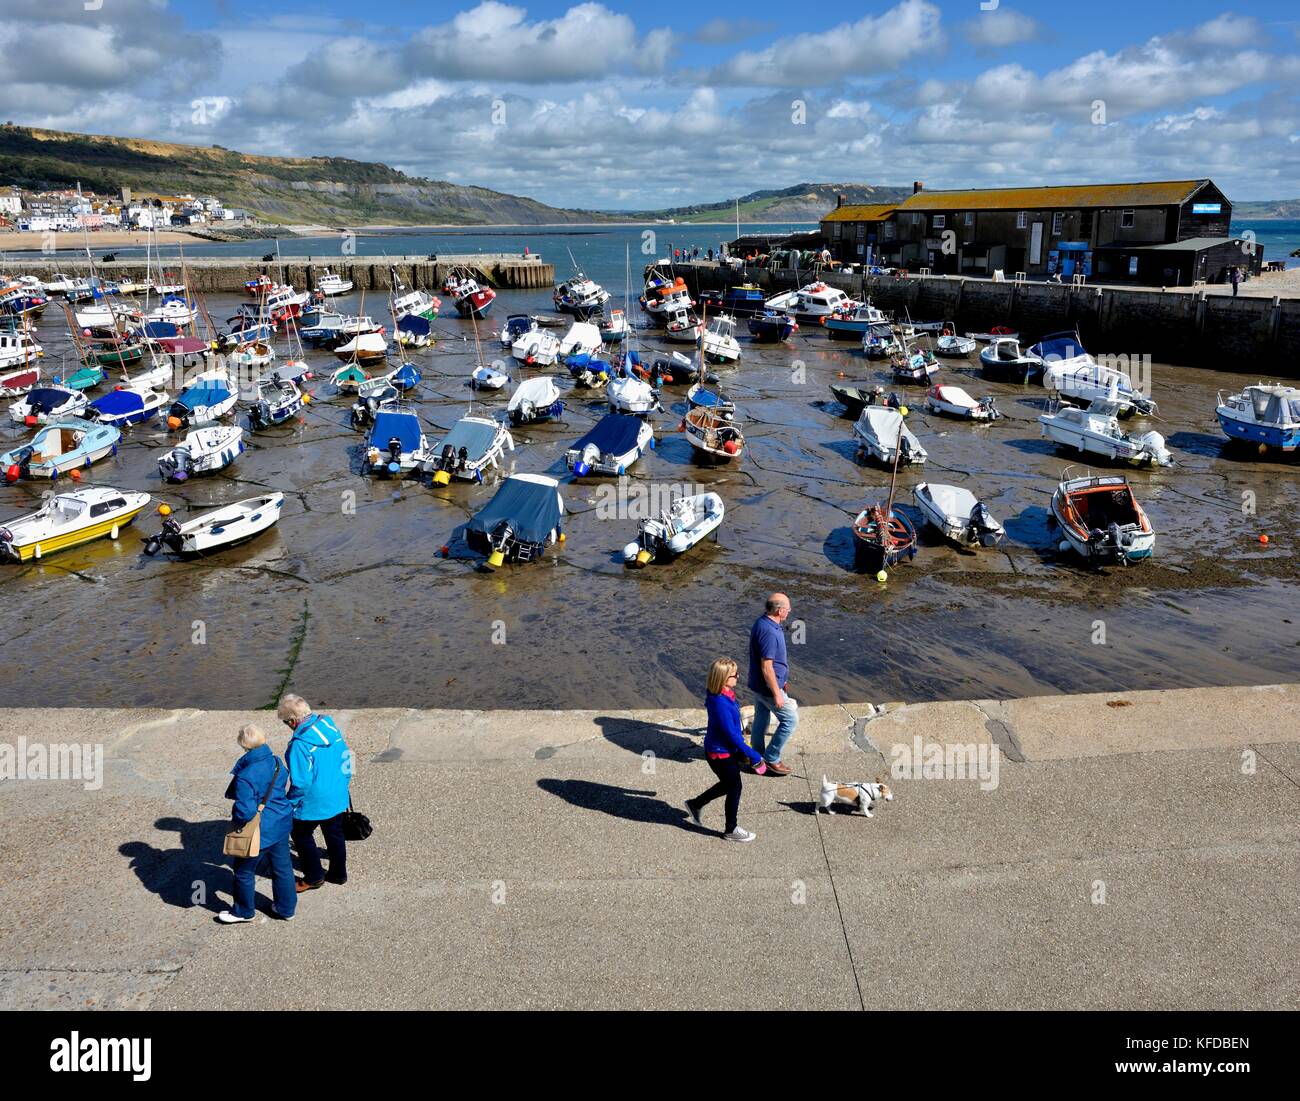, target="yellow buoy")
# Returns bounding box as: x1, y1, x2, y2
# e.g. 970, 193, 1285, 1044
487, 549, 506, 568
433, 470, 451, 486
636, 549, 652, 566
898, 405, 909, 416
158, 504, 172, 516
302, 393, 312, 404
558, 533, 566, 542
876, 570, 888, 582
